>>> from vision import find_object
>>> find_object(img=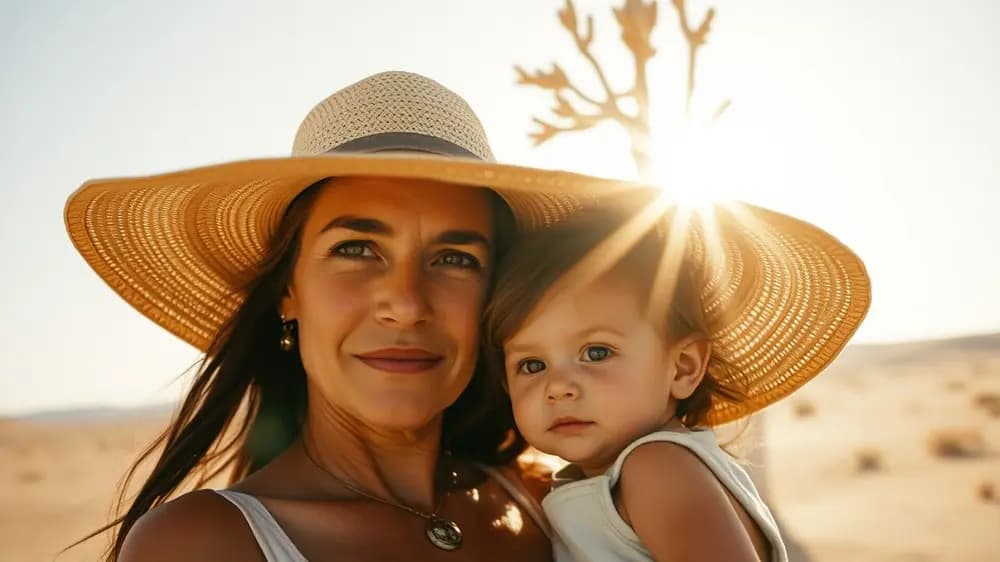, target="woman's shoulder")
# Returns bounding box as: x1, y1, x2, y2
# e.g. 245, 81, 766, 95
118, 489, 261, 562
511, 452, 555, 503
